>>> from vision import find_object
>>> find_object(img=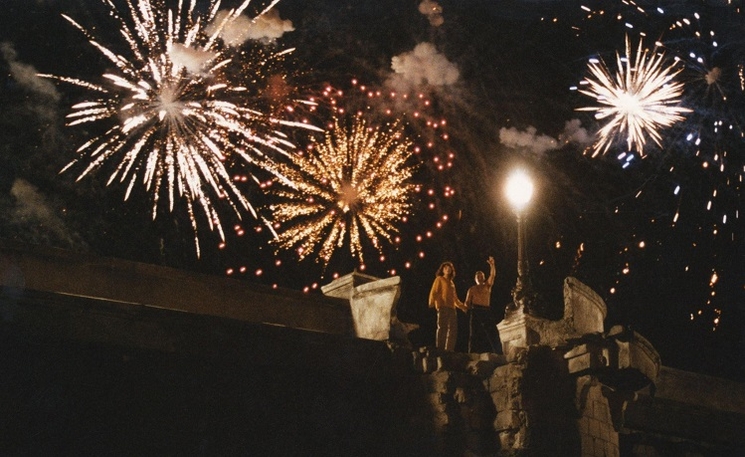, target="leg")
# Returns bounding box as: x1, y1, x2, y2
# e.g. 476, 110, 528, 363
479, 308, 500, 353
437, 307, 457, 351
436, 309, 447, 350
444, 307, 458, 351
468, 310, 475, 353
